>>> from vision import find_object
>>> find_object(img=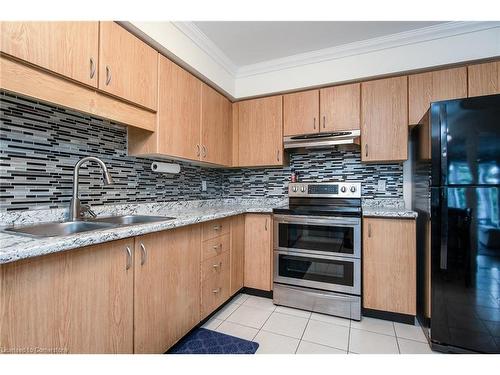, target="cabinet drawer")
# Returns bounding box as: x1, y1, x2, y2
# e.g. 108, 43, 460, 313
201, 269, 230, 319
202, 218, 230, 241
201, 251, 230, 282
202, 234, 230, 261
